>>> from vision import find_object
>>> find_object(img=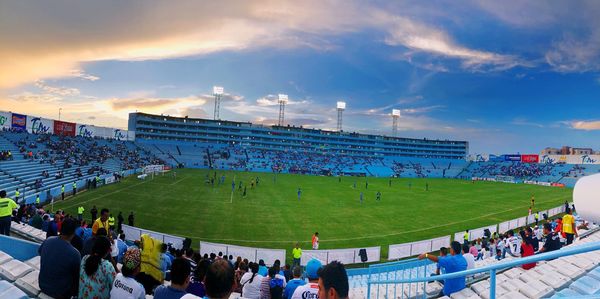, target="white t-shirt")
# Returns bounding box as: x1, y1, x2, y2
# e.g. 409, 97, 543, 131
462, 253, 475, 270
110, 273, 146, 299
507, 236, 521, 256
291, 282, 319, 299
240, 272, 263, 299
181, 295, 201, 299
